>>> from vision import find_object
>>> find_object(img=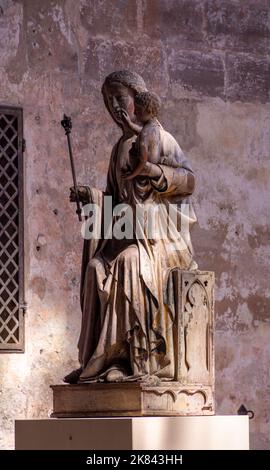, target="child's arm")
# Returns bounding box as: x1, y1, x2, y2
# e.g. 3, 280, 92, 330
121, 109, 143, 135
